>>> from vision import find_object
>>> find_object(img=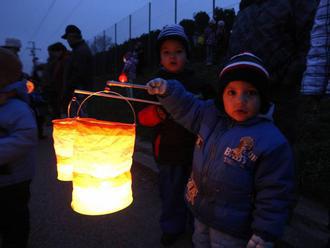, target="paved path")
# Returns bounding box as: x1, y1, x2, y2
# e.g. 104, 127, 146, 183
27, 131, 191, 248
25, 129, 329, 248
